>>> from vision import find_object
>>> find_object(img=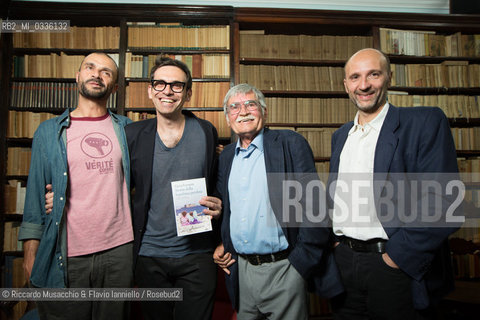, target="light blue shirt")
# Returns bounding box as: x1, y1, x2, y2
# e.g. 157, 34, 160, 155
228, 129, 289, 255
